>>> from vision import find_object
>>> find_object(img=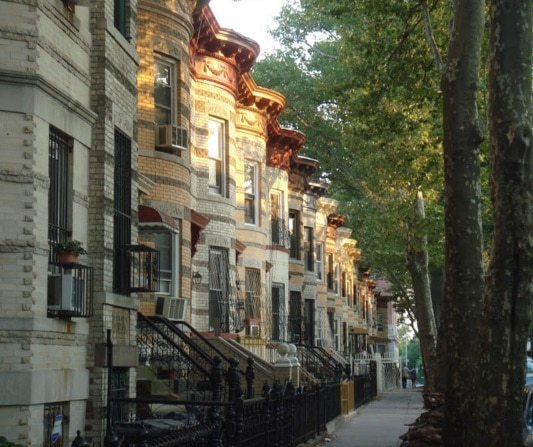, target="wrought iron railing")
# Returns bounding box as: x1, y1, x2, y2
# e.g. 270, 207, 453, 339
47, 264, 94, 318
104, 321, 377, 447
270, 218, 291, 248
137, 313, 218, 401
296, 345, 342, 383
